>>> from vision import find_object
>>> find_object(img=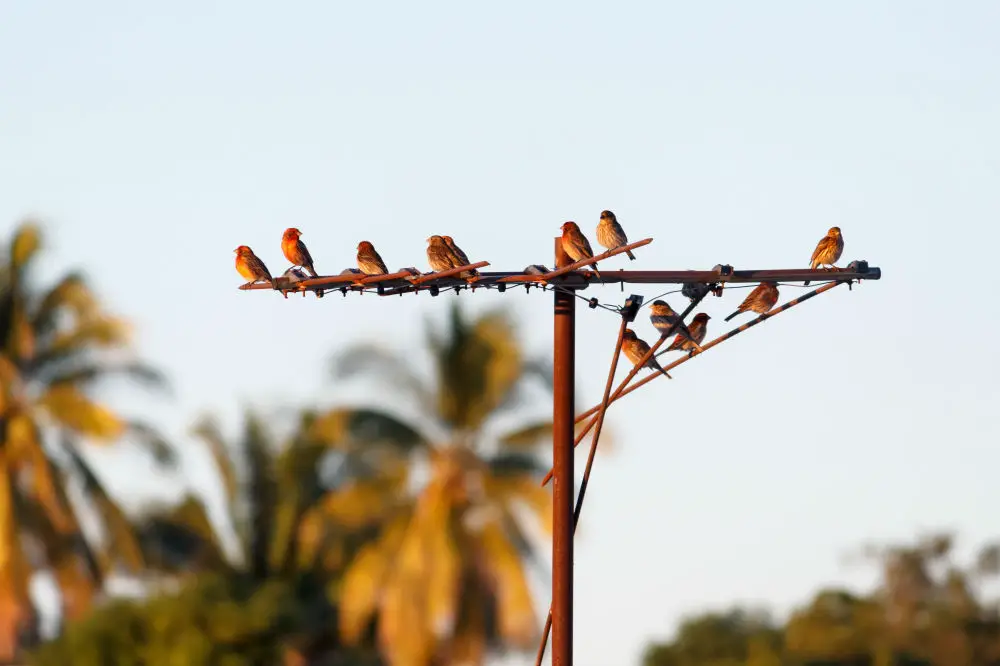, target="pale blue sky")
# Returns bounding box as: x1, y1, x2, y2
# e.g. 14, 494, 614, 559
3, 1, 1000, 664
